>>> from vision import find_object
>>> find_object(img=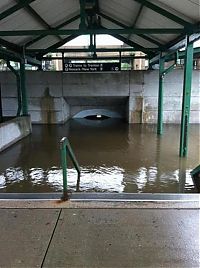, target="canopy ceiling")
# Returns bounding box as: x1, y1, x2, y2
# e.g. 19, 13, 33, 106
0, 0, 199, 58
